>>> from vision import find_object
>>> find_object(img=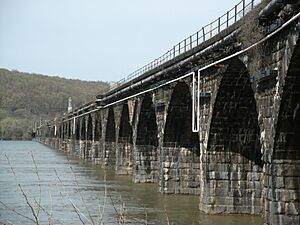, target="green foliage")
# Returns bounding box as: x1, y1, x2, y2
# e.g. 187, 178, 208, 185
0, 117, 25, 140
0, 68, 109, 140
